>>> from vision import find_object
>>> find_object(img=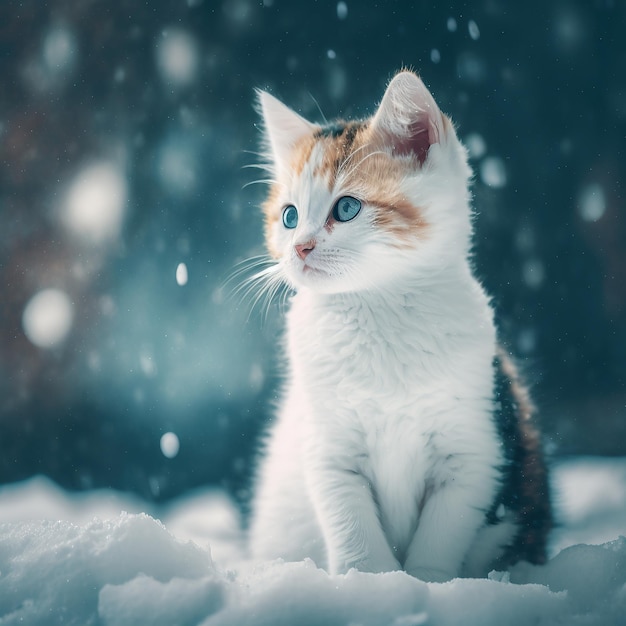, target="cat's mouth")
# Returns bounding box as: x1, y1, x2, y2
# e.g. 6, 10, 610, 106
297, 254, 348, 283
296, 257, 334, 282
301, 263, 326, 277
291, 257, 353, 293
